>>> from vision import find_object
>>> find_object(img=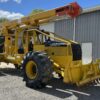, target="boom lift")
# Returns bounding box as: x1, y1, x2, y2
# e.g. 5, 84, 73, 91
0, 2, 100, 88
